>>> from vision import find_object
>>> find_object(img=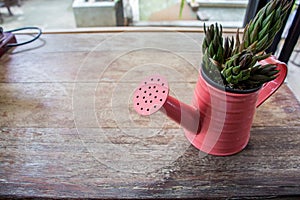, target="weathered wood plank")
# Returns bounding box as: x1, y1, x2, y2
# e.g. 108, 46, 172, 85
1, 32, 300, 199
0, 51, 201, 83
254, 83, 300, 127
1, 82, 299, 128
1, 127, 300, 198
0, 83, 74, 128
11, 32, 203, 54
